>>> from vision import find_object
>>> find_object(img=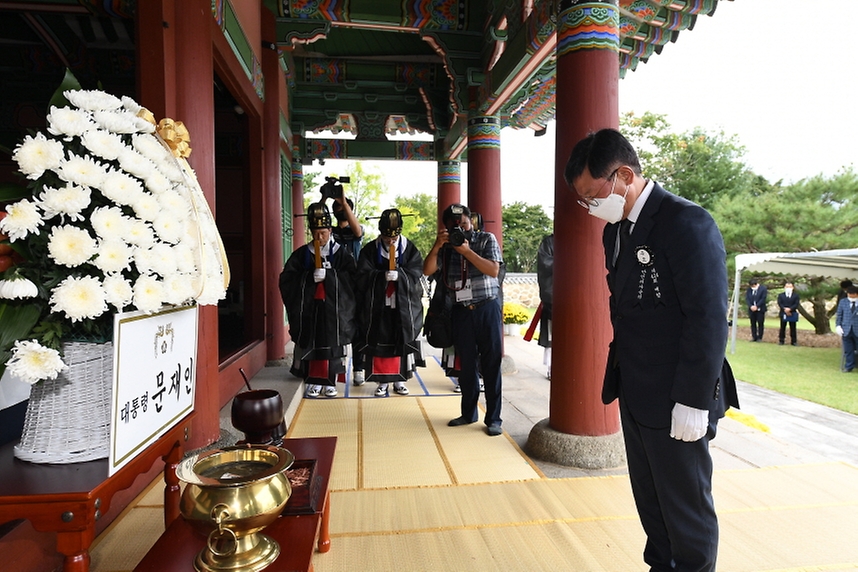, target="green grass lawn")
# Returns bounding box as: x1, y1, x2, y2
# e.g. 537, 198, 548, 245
727, 339, 858, 416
